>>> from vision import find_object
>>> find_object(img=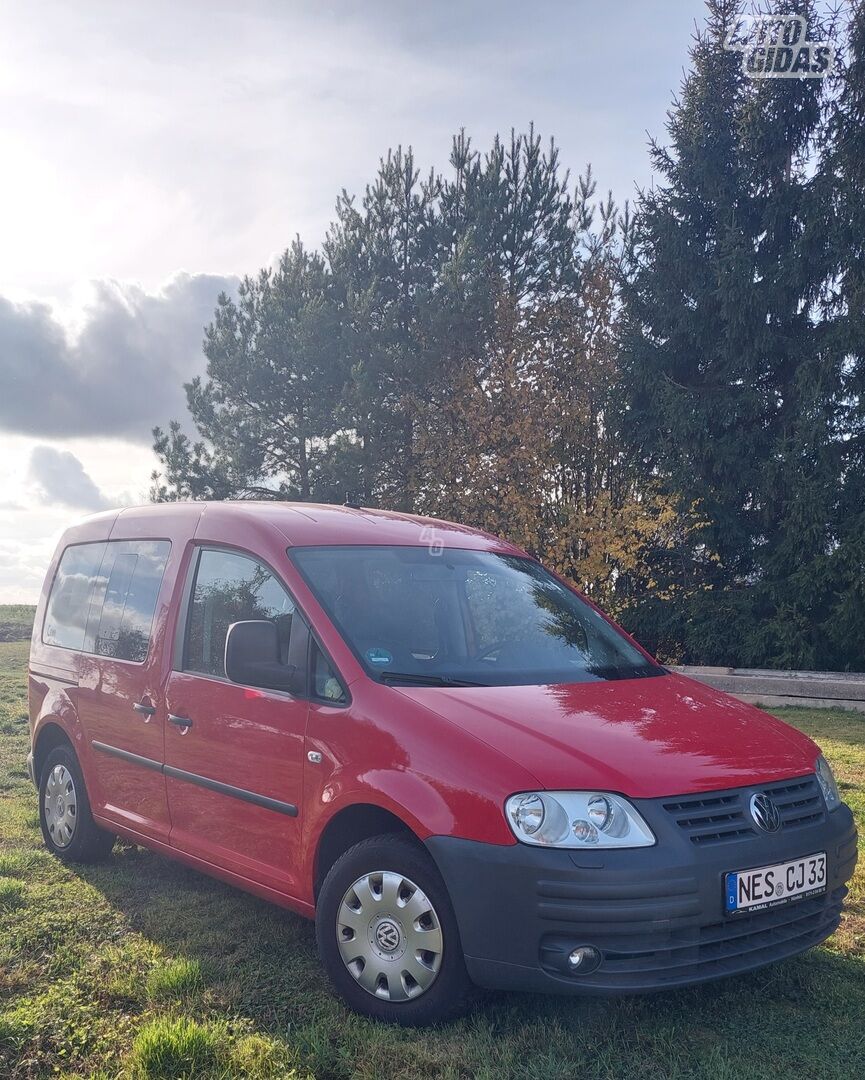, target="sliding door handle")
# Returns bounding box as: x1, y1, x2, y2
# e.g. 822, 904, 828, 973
132, 701, 156, 717
168, 714, 193, 731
